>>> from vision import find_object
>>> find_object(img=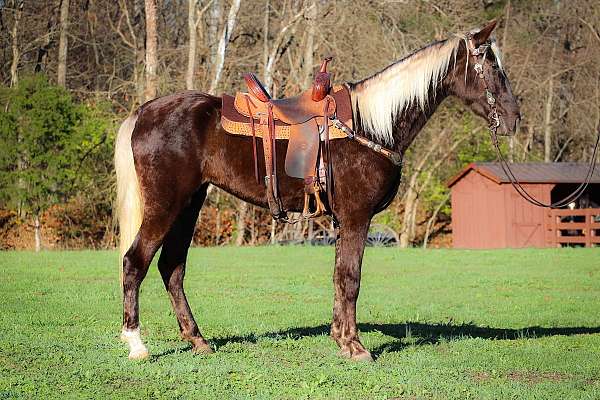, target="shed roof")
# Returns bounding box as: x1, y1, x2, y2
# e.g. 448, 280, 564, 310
447, 162, 600, 188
